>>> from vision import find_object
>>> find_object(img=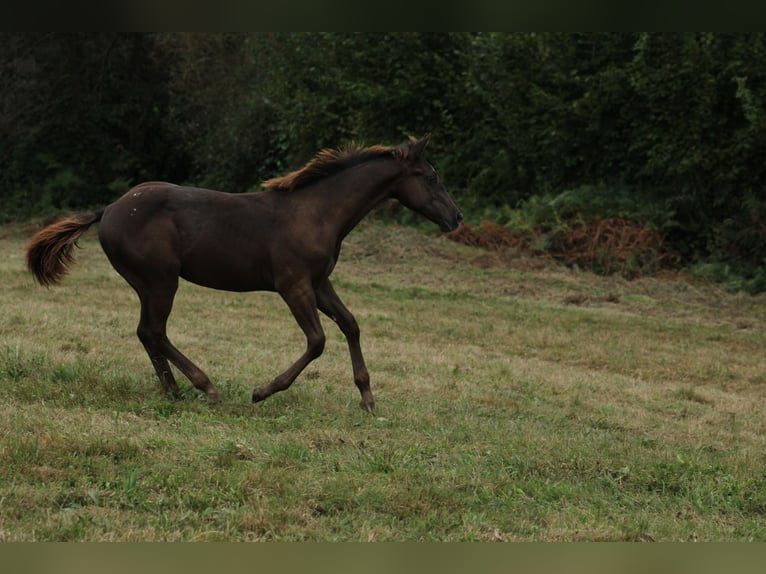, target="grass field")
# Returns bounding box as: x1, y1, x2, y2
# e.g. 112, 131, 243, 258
1, 220, 766, 541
